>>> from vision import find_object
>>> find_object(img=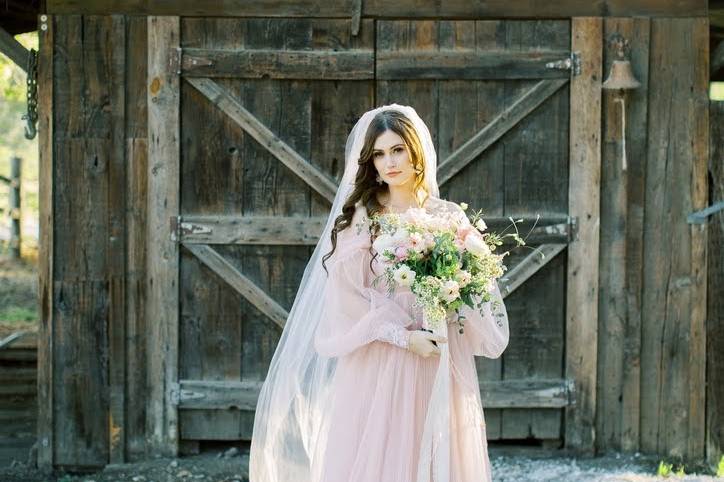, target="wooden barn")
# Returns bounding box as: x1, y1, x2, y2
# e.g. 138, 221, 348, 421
0, 0, 721, 473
